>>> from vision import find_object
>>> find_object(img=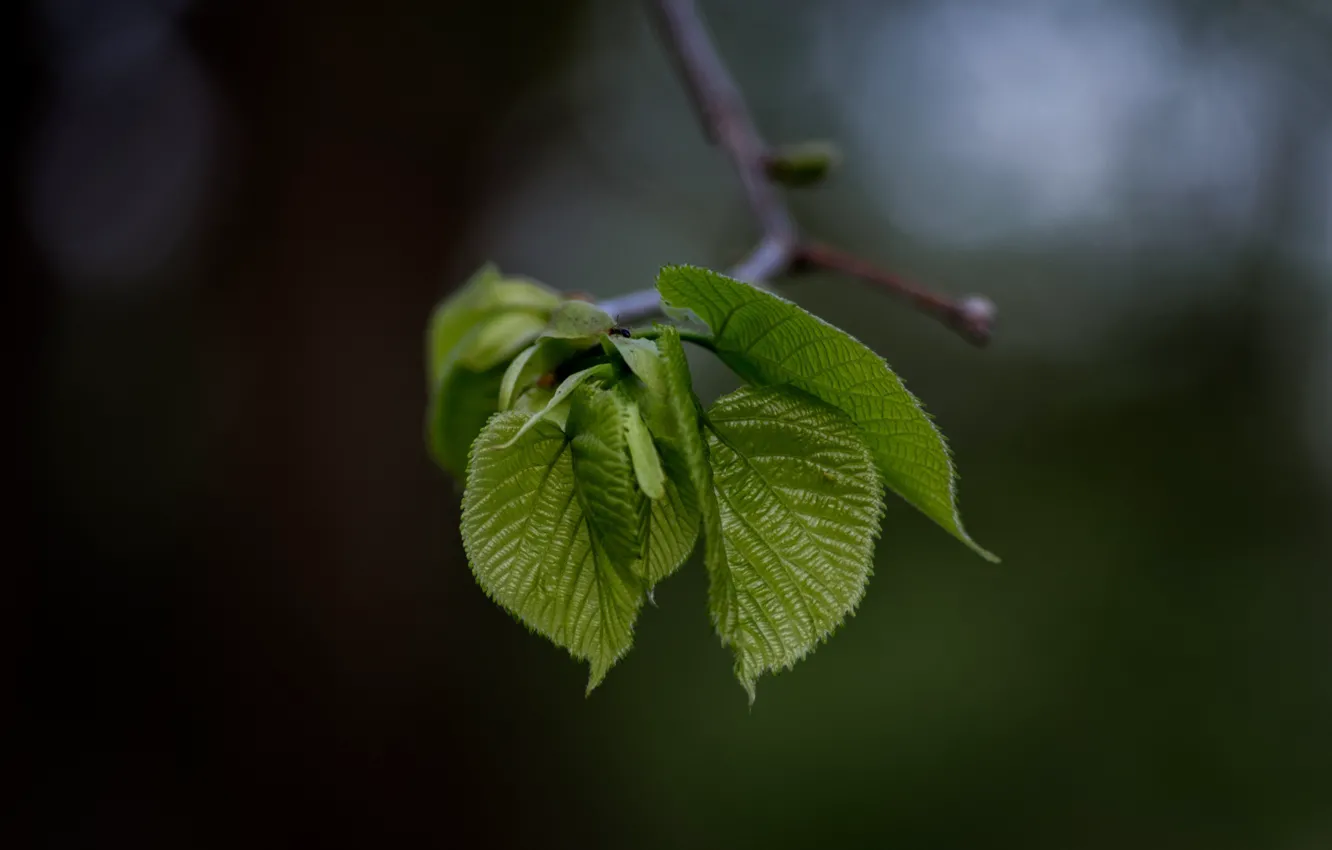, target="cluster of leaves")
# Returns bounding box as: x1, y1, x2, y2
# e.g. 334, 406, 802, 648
426, 264, 996, 700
